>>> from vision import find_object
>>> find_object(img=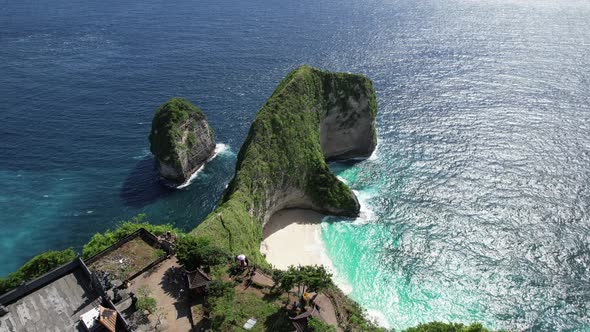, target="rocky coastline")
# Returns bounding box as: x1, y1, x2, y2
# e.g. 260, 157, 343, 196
194, 65, 378, 263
